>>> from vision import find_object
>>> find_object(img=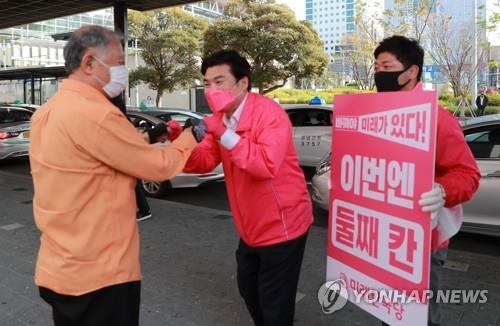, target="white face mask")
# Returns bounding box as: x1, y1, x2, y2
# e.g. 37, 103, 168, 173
93, 56, 129, 98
